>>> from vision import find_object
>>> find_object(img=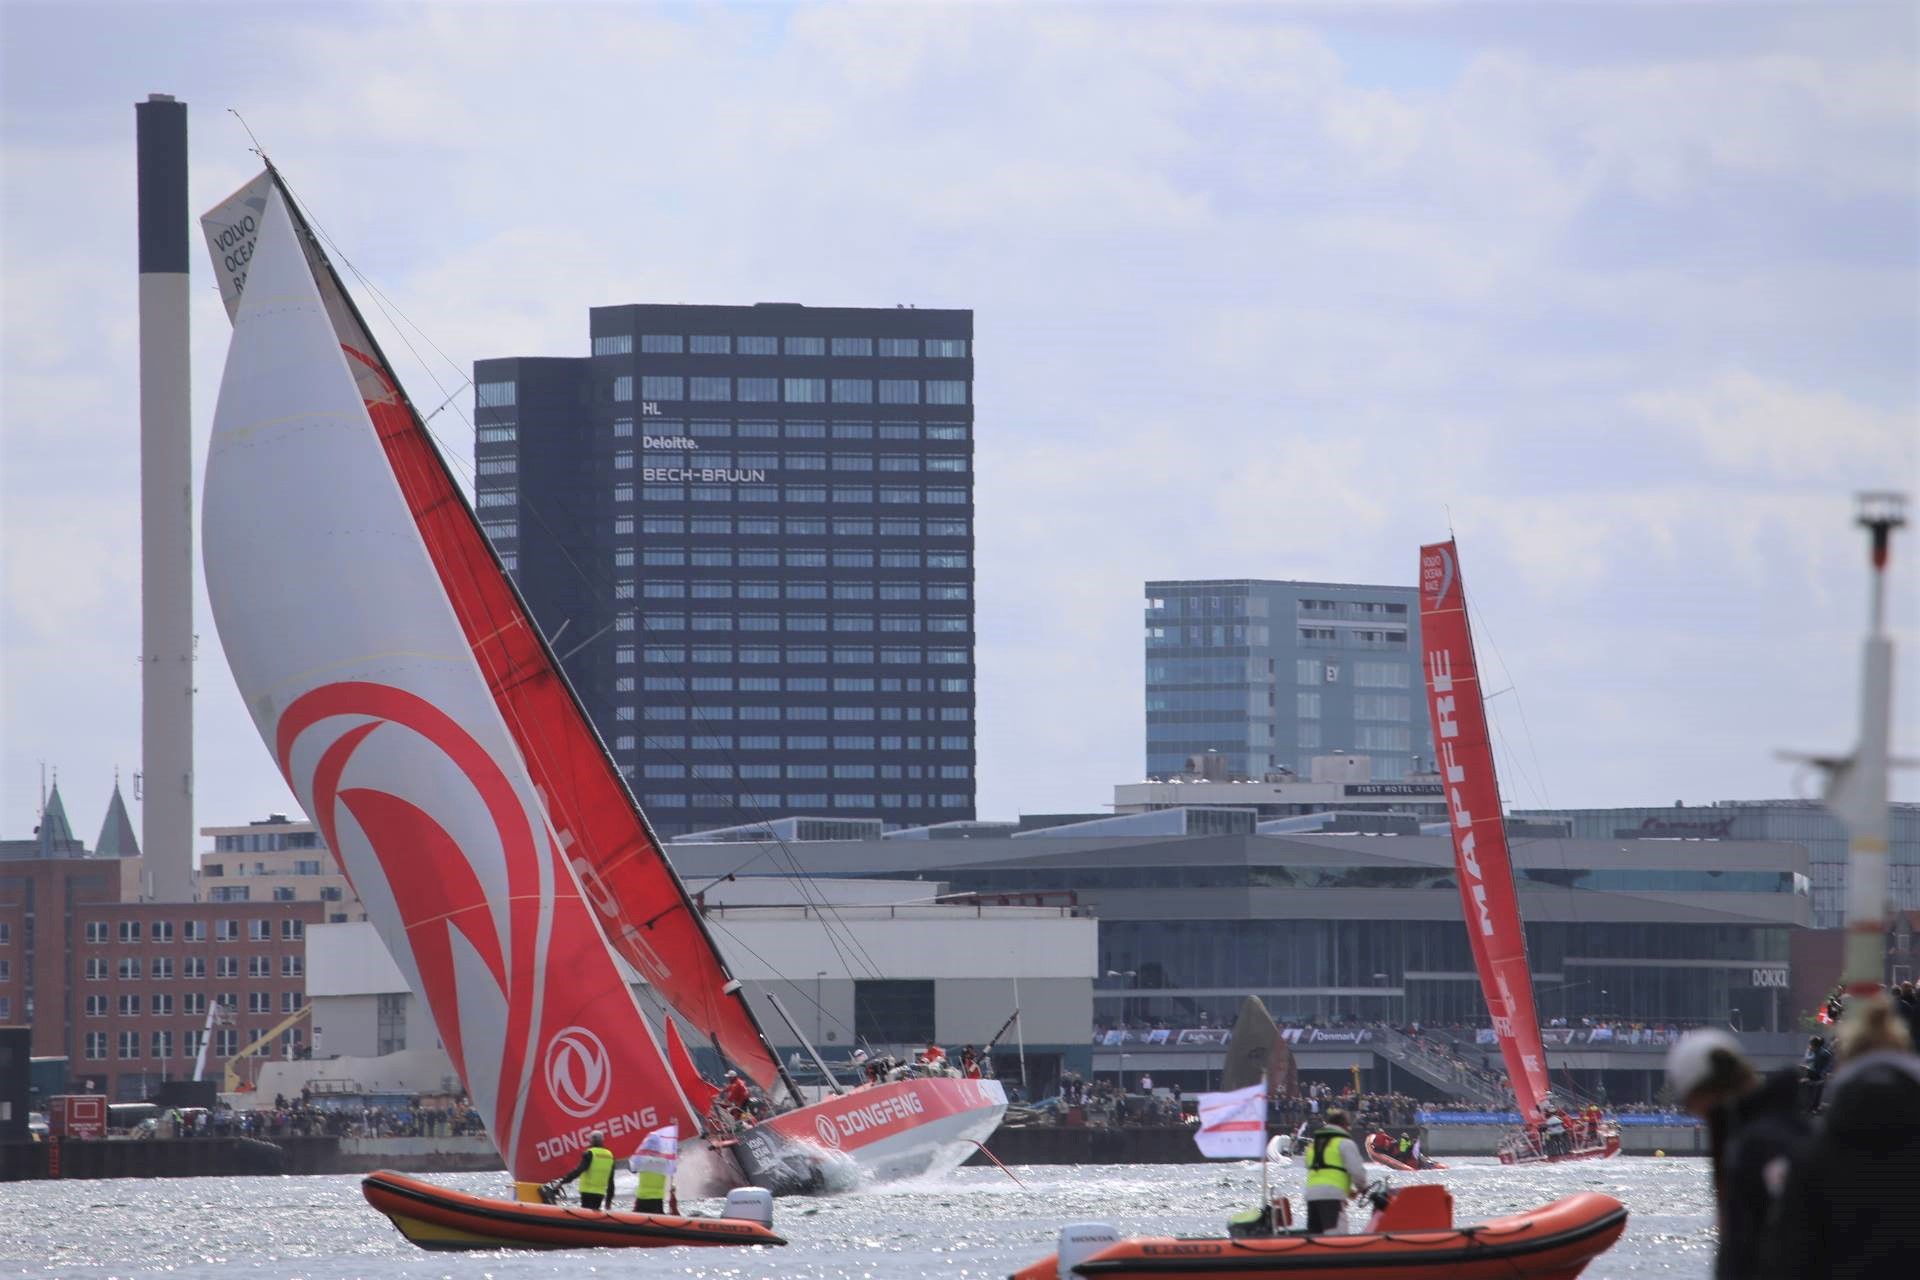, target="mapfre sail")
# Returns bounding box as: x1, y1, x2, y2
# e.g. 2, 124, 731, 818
202, 172, 787, 1096
1417, 540, 1552, 1119
201, 181, 700, 1181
